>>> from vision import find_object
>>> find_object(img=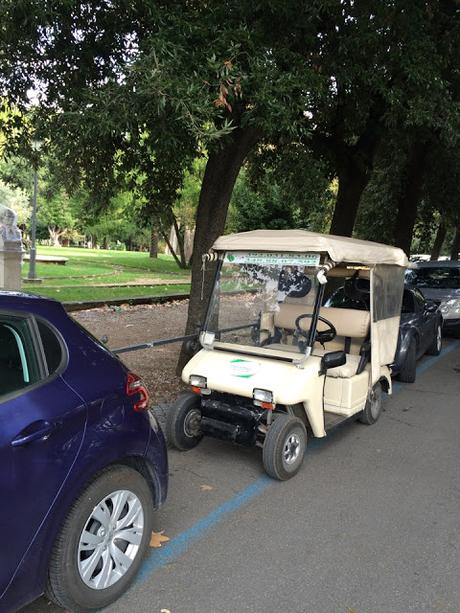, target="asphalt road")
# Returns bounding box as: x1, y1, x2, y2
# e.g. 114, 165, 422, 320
24, 342, 460, 613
